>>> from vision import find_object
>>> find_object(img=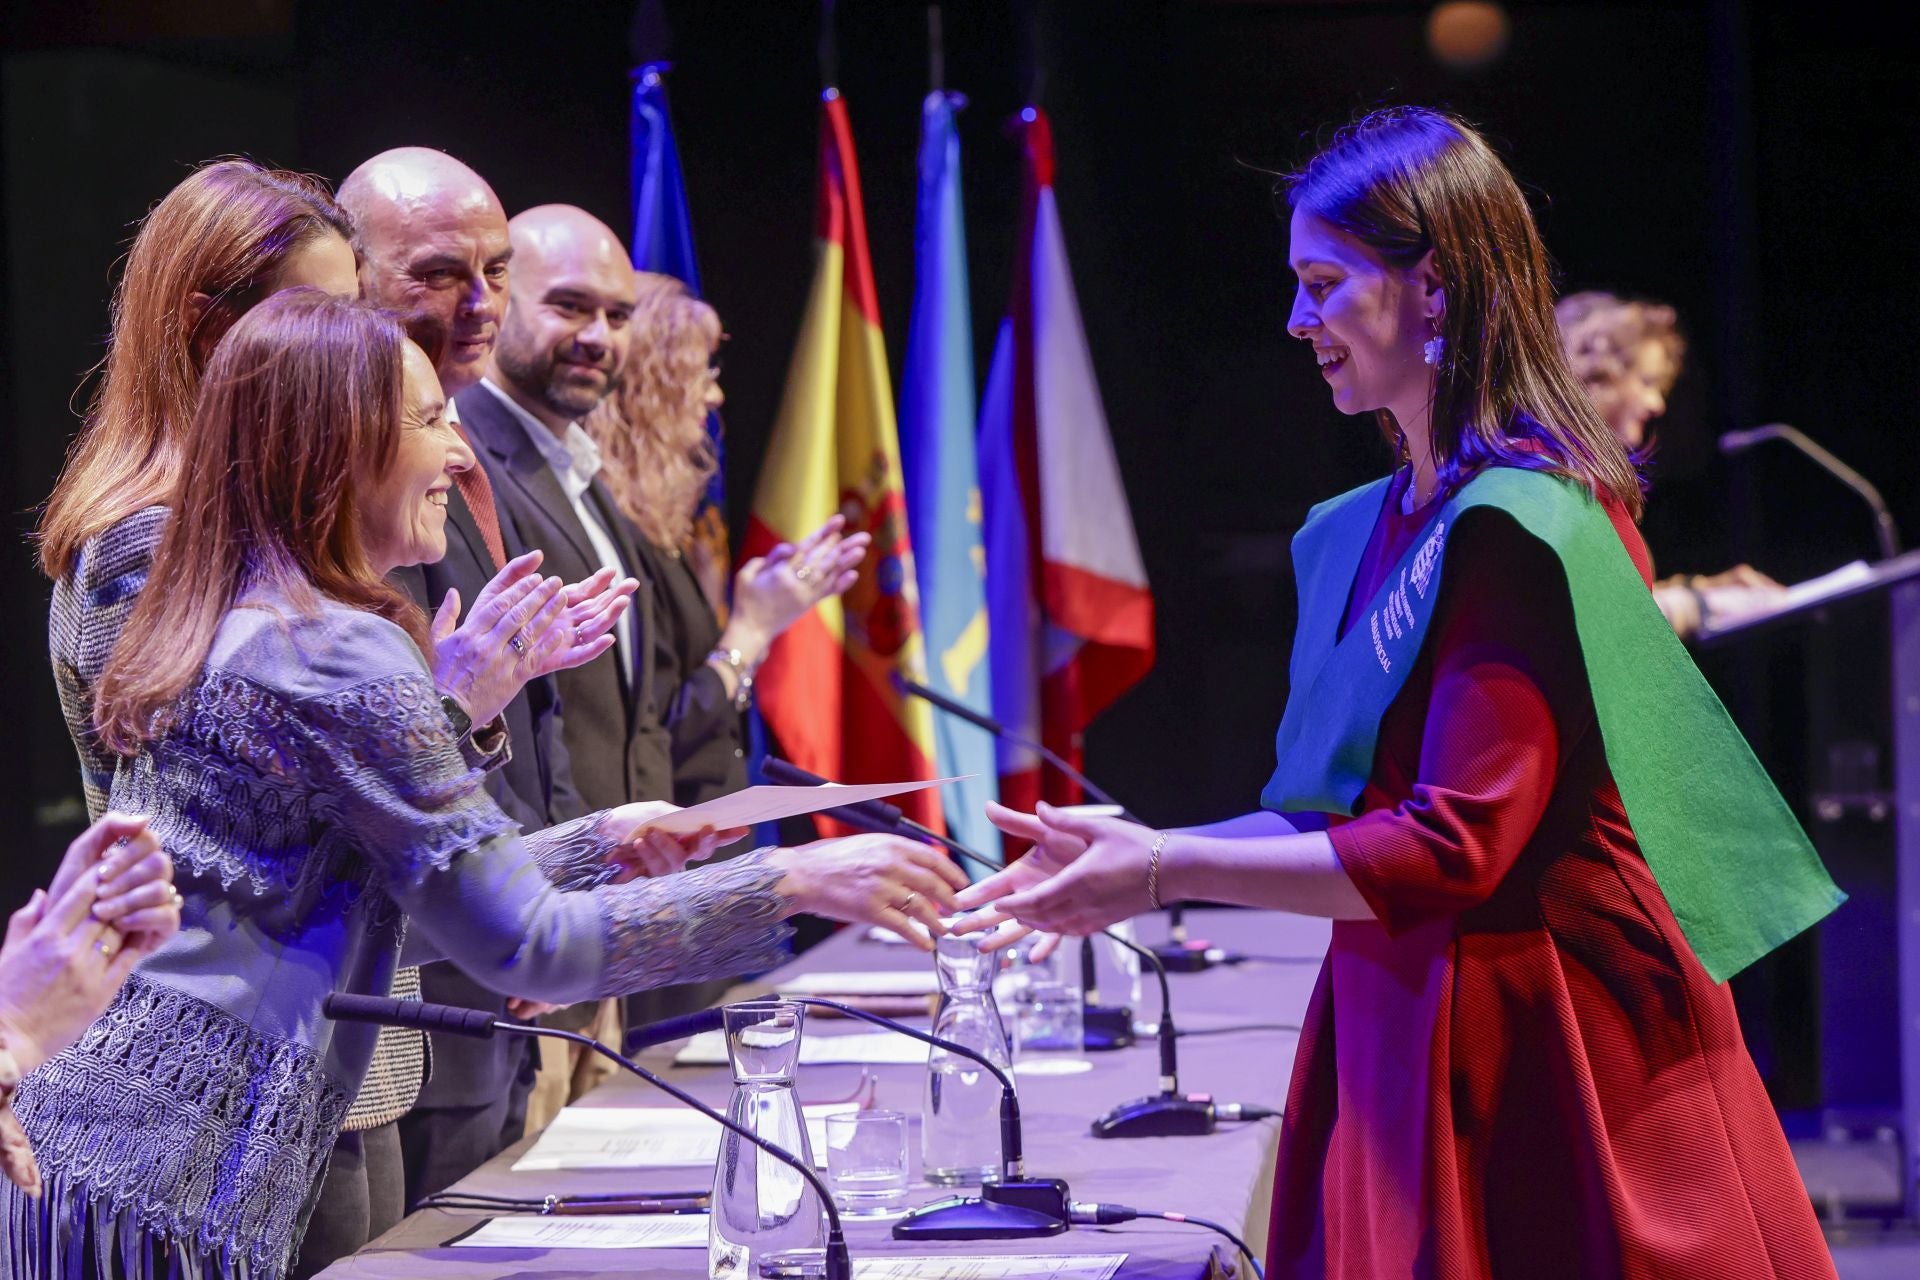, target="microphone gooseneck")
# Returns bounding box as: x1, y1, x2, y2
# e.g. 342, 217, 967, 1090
892, 675, 1139, 821
784, 996, 1026, 1181
1720, 423, 1901, 561
324, 996, 852, 1280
